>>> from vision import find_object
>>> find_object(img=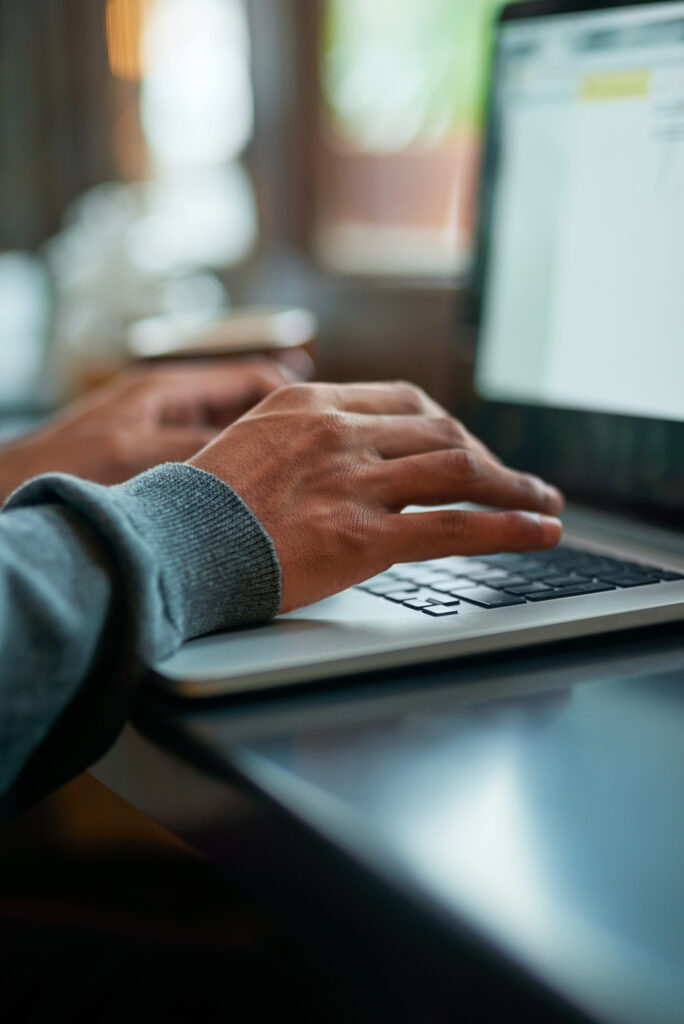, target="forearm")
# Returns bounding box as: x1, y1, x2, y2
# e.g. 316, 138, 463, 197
0, 504, 119, 803
0, 464, 280, 813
